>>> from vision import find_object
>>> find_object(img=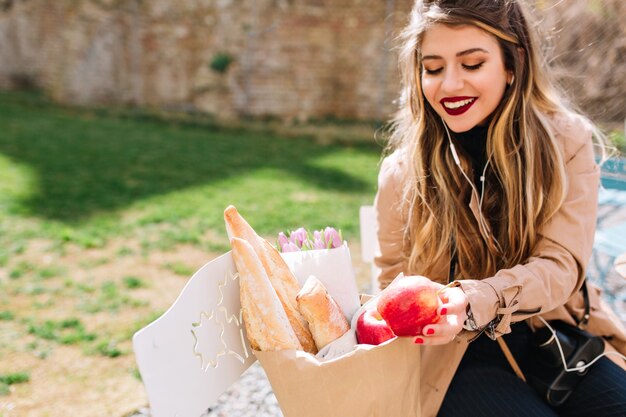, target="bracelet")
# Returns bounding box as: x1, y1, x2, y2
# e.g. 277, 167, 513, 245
463, 304, 480, 331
